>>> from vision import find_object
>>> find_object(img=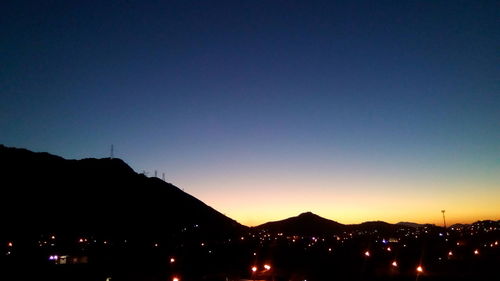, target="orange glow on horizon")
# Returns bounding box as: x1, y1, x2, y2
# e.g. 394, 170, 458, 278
227, 205, 500, 227
180, 169, 500, 227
